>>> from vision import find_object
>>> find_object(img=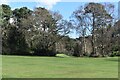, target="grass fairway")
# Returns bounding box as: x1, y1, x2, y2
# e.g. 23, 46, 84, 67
2, 55, 118, 78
